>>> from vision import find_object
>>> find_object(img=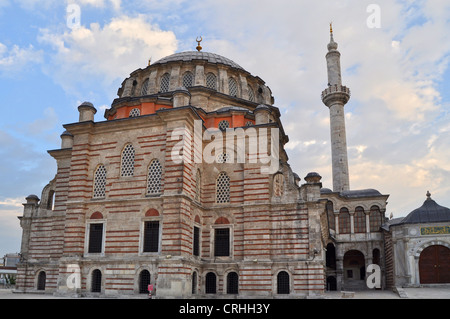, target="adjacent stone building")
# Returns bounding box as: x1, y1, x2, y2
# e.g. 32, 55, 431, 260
382, 192, 450, 288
